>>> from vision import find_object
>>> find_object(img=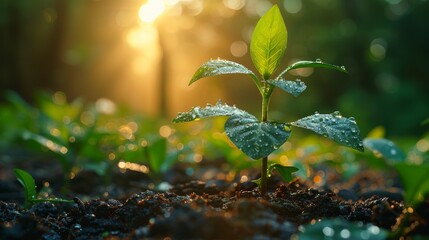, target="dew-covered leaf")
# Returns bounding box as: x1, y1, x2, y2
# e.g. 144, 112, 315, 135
173, 101, 248, 123
267, 79, 306, 97
277, 60, 347, 79
363, 138, 406, 163
225, 114, 291, 159
269, 164, 298, 182
189, 59, 256, 85
250, 5, 287, 79
291, 112, 363, 151
394, 162, 429, 207
298, 218, 388, 240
